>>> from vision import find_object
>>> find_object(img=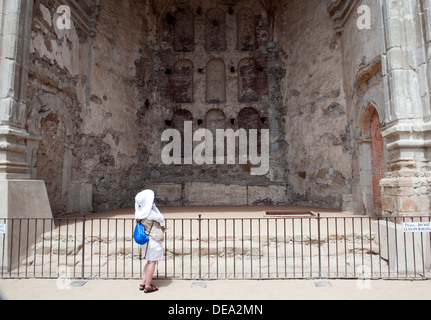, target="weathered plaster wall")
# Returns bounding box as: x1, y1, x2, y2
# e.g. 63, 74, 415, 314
277, 0, 352, 209
25, 0, 390, 214
27, 0, 93, 215
27, 0, 156, 214
339, 0, 386, 215
82, 0, 156, 211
